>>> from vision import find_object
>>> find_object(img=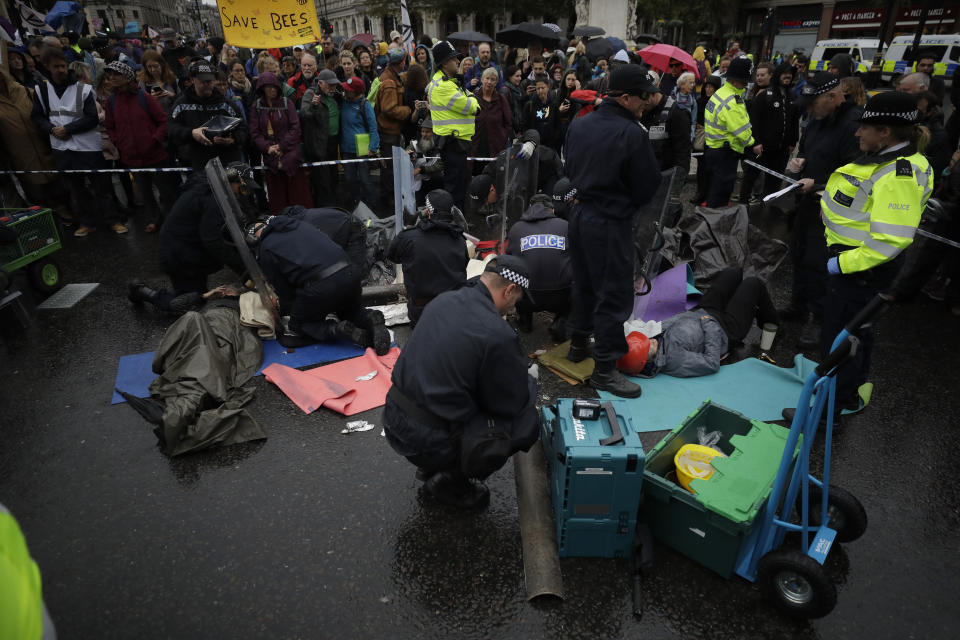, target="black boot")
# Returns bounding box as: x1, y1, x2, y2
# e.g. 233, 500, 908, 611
797, 313, 820, 350
548, 315, 567, 343
567, 332, 591, 362
423, 470, 490, 510
128, 282, 158, 304
359, 310, 391, 355
336, 320, 372, 348
590, 364, 643, 398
